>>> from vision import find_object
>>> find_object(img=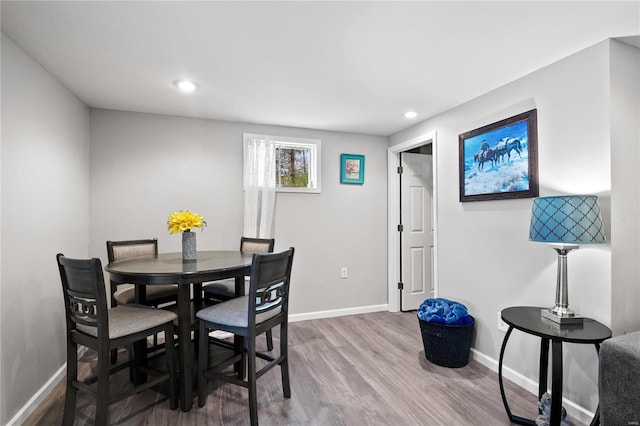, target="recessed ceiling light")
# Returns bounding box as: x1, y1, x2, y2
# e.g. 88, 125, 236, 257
174, 80, 198, 92
404, 111, 418, 119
